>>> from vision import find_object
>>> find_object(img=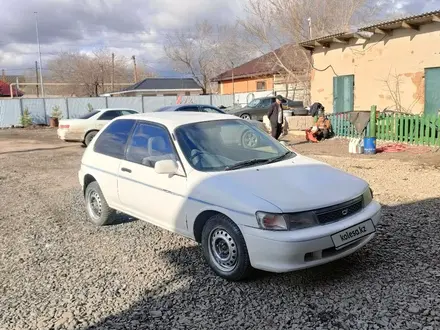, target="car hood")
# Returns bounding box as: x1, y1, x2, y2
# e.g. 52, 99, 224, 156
196, 155, 368, 213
